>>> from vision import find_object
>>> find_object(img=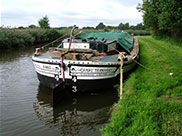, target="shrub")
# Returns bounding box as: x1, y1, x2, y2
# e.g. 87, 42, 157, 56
0, 28, 62, 49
